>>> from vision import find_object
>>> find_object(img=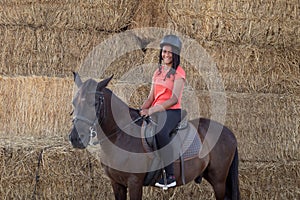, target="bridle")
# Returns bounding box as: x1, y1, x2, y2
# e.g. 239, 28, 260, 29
72, 90, 145, 146
72, 91, 105, 145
